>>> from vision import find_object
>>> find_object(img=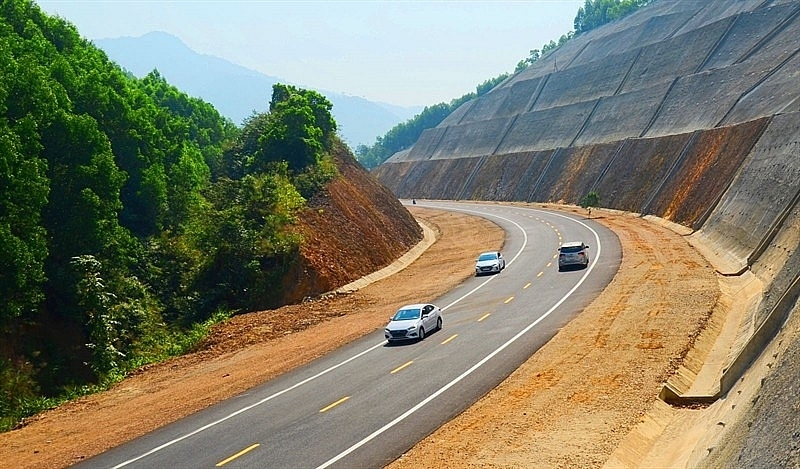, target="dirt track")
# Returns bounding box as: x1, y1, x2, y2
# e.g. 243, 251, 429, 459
0, 204, 720, 468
